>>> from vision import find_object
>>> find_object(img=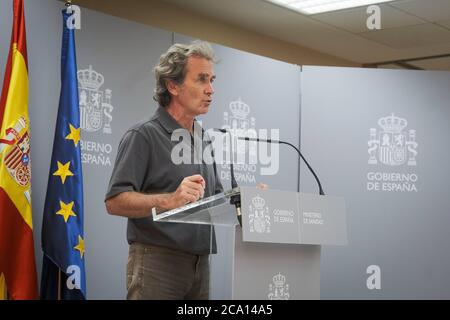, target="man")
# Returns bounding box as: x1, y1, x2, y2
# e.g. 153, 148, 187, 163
105, 41, 223, 300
